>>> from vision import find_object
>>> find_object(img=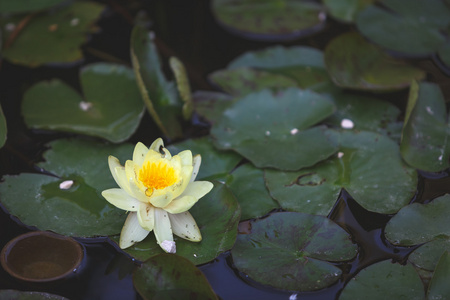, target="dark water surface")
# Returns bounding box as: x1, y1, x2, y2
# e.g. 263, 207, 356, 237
1, 1, 450, 299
